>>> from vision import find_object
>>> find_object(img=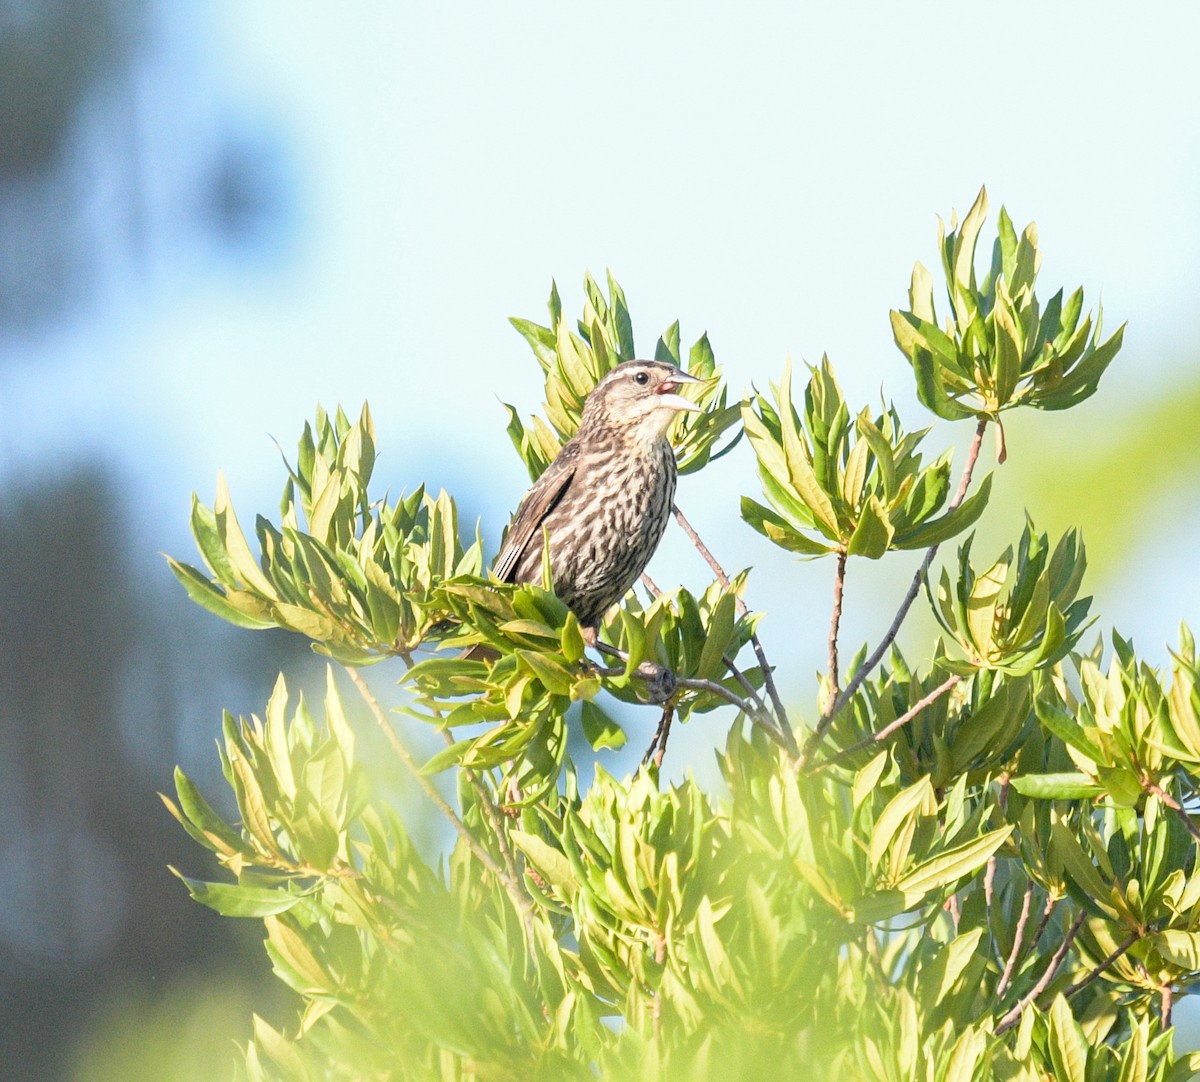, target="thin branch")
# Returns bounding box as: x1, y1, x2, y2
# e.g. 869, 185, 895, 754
807, 674, 962, 774
671, 504, 793, 747
722, 652, 772, 719
800, 417, 988, 766
995, 910, 1086, 1035
345, 667, 535, 927
828, 549, 847, 705
1060, 932, 1138, 1000
1023, 895, 1060, 967
996, 882, 1036, 998
1145, 781, 1200, 844
945, 892, 961, 933
448, 734, 523, 894
643, 703, 675, 769
1162, 982, 1174, 1029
